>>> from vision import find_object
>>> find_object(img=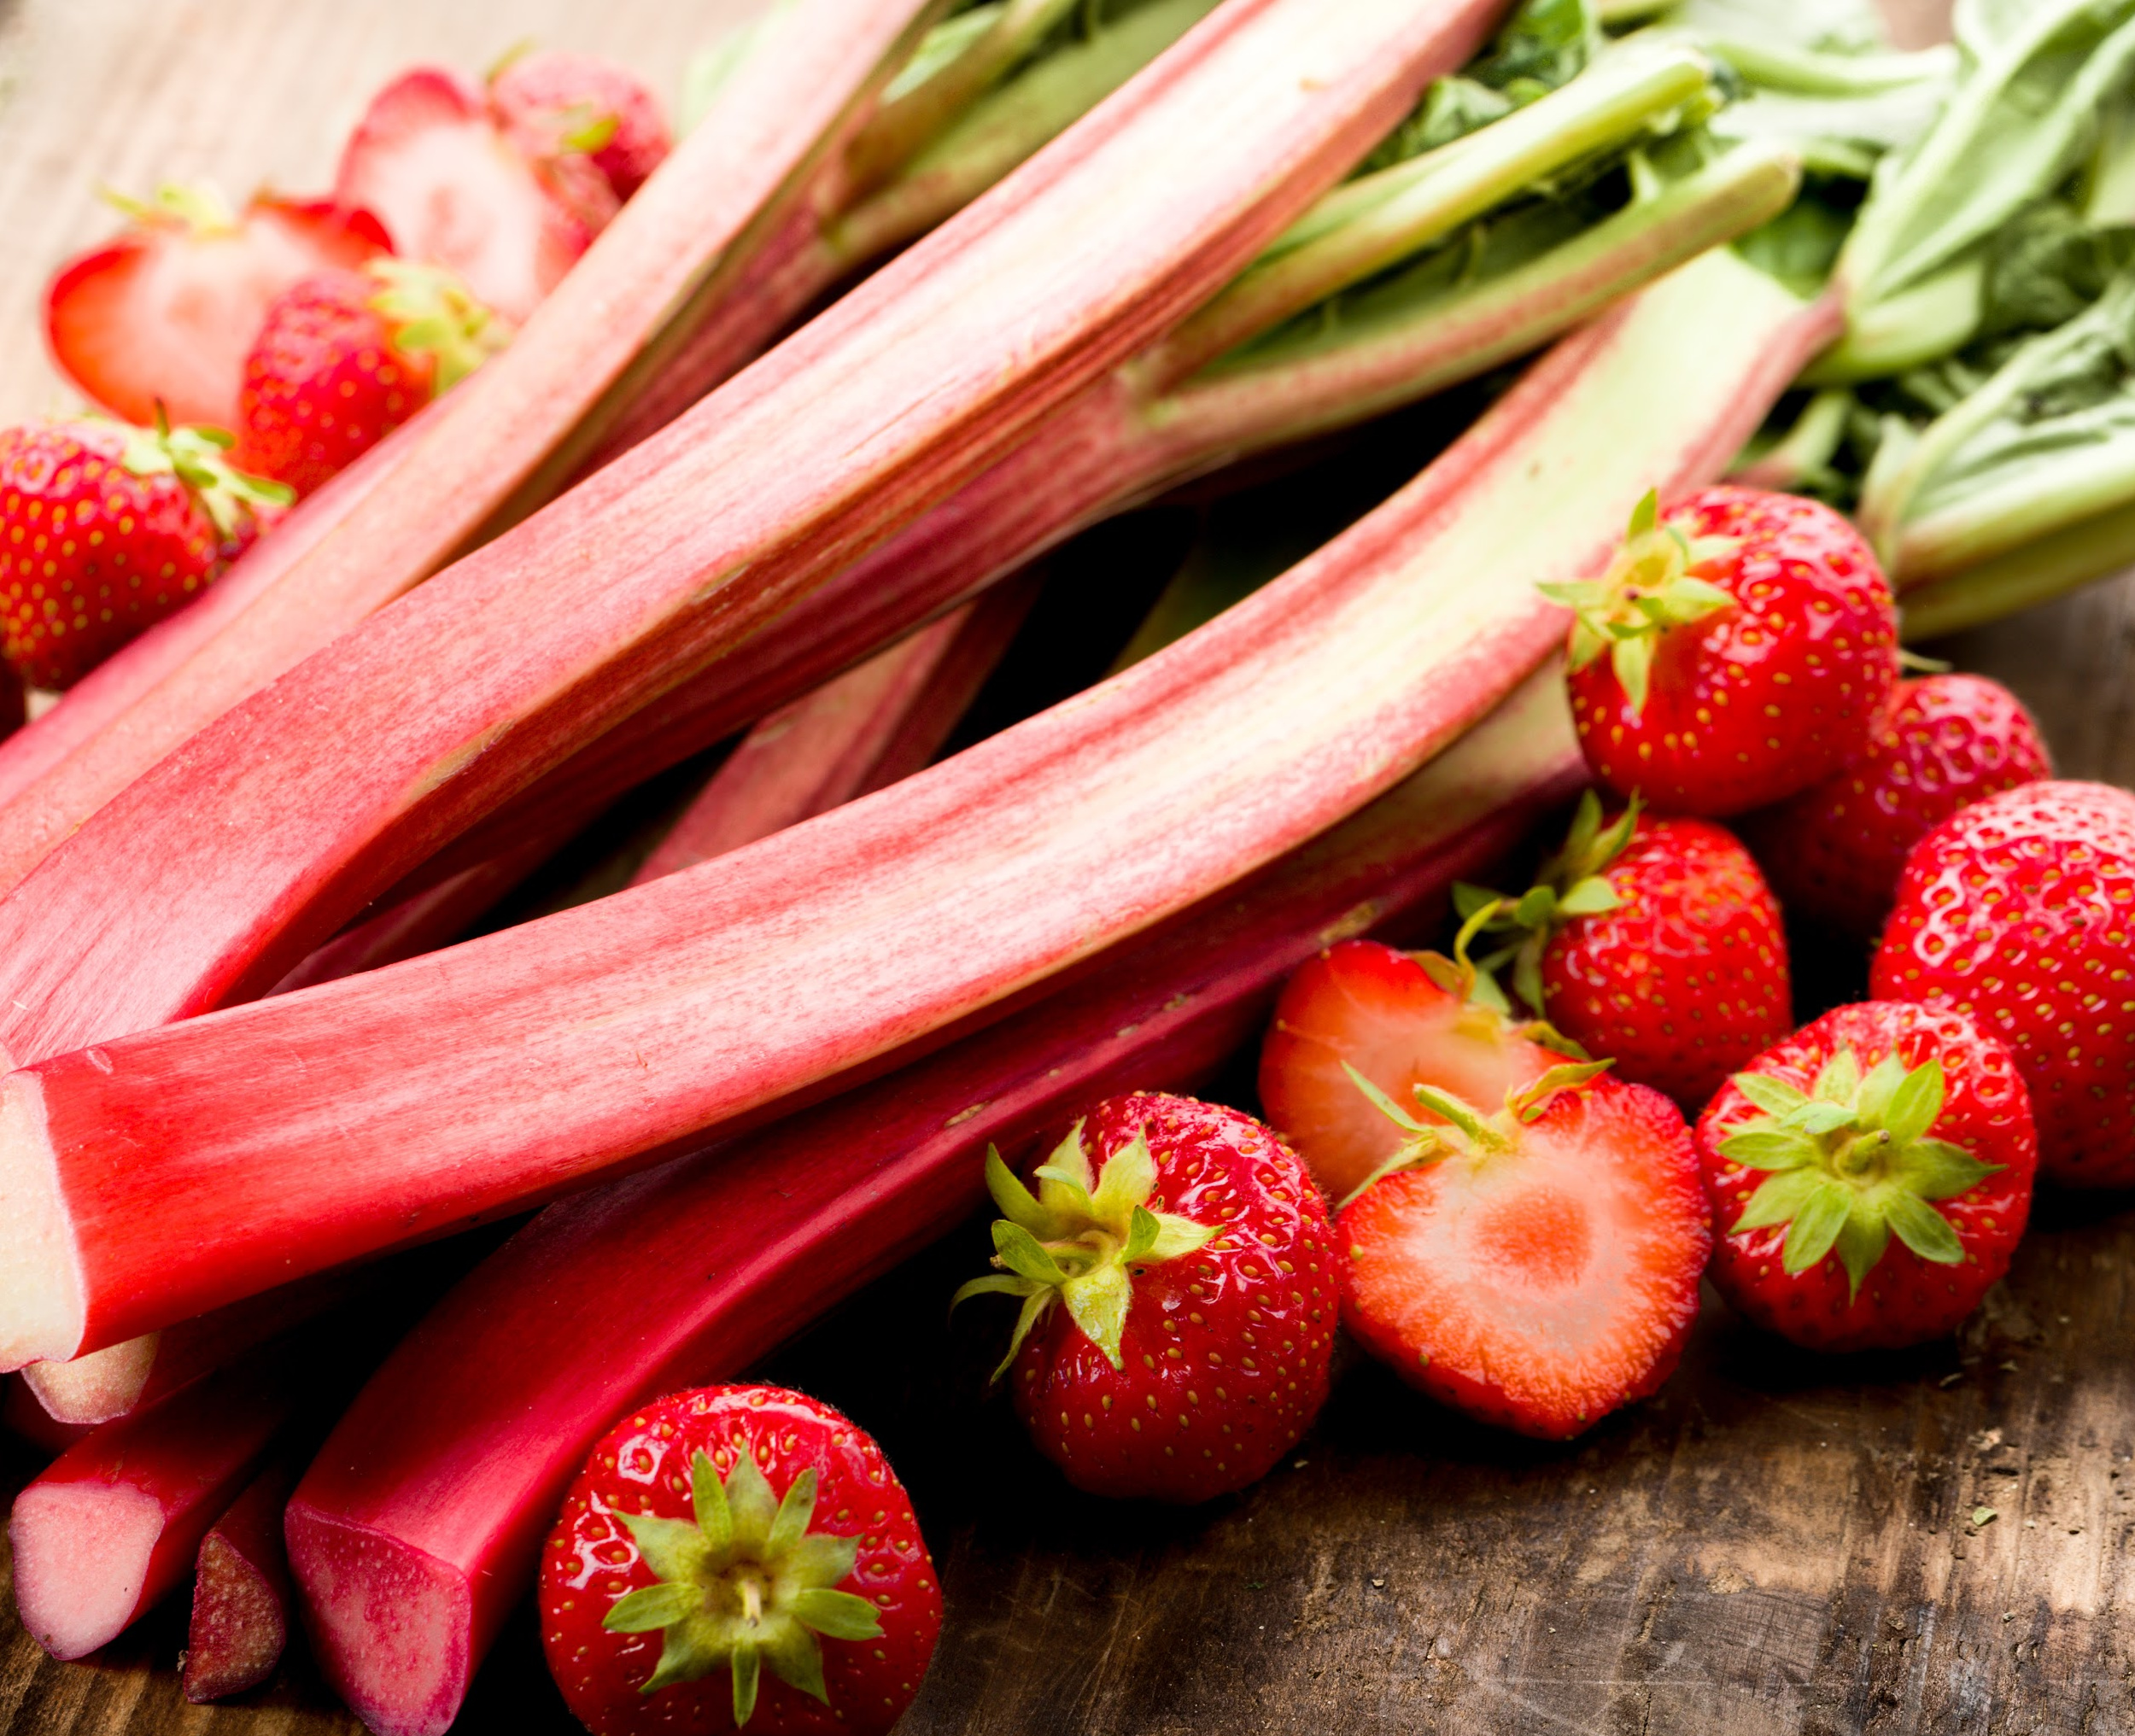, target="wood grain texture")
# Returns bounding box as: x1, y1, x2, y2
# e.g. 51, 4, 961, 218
16, 0, 2135, 1733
